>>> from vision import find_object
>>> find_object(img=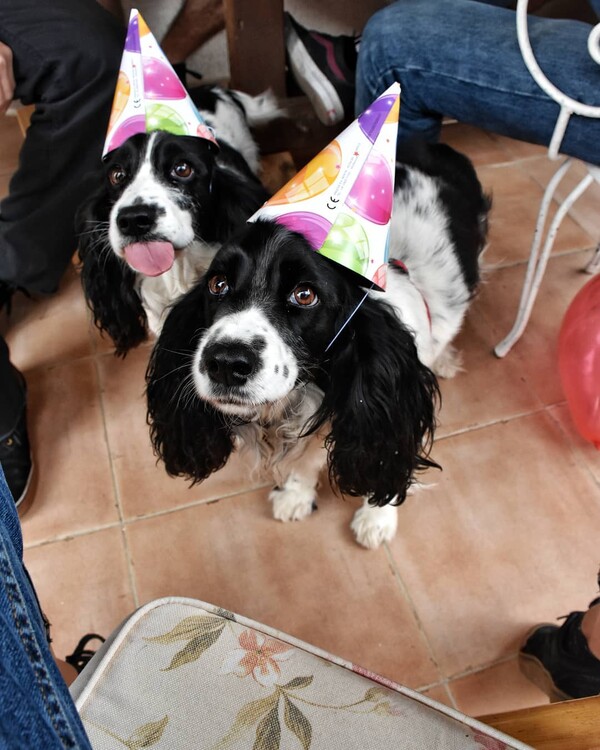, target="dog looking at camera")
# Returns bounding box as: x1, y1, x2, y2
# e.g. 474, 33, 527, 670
146, 141, 490, 548
76, 85, 279, 355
